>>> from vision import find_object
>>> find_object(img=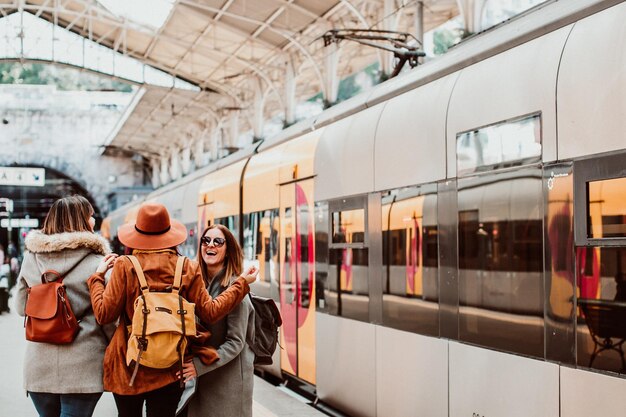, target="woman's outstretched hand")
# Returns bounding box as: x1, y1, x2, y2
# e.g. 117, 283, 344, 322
240, 266, 259, 285
96, 253, 118, 274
